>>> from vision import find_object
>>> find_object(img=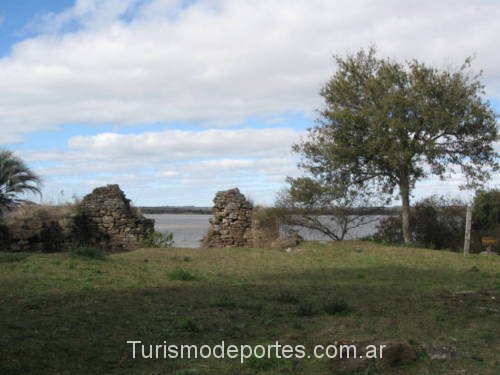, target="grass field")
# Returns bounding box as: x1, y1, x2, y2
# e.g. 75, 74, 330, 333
1, 241, 499, 374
